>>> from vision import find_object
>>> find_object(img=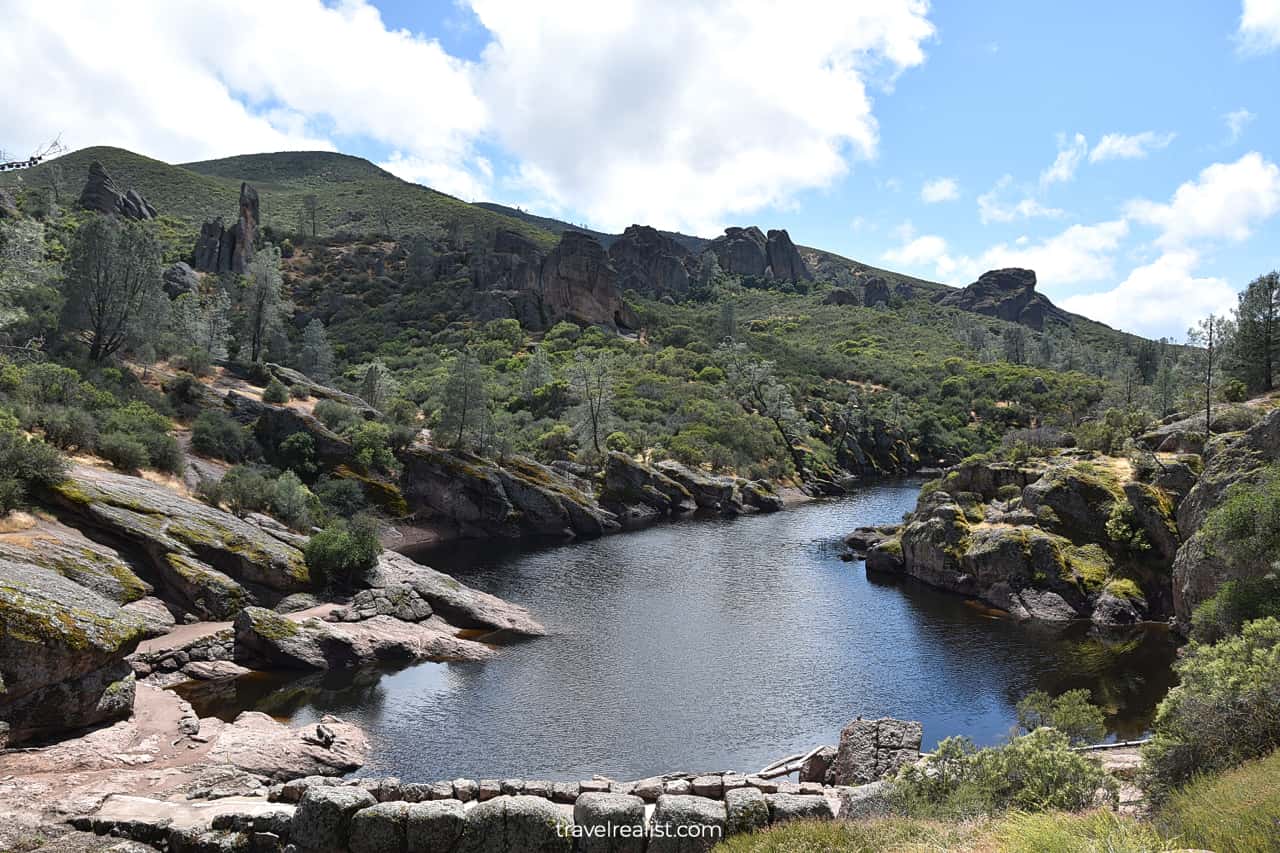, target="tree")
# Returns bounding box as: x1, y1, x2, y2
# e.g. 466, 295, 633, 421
0, 218, 53, 341
521, 346, 553, 400
62, 216, 165, 363
169, 288, 231, 363
1152, 358, 1181, 418
240, 245, 287, 363
567, 350, 616, 458
1230, 271, 1280, 392
438, 349, 489, 449
1187, 314, 1219, 446
301, 194, 319, 238
1002, 325, 1029, 364
299, 319, 335, 383
718, 342, 809, 476
715, 301, 737, 343
358, 360, 397, 411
